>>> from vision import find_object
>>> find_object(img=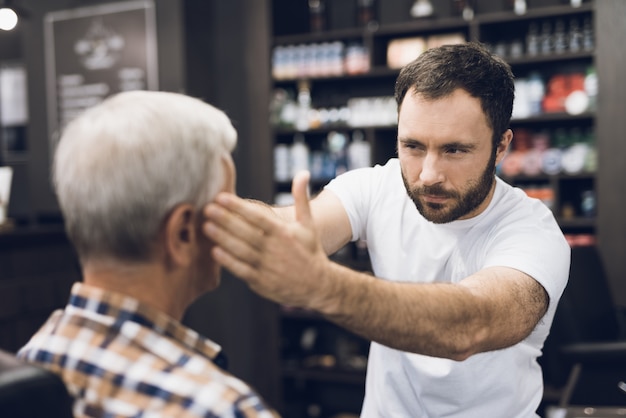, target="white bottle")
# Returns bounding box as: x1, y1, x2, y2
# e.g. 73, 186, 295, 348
274, 144, 291, 182
526, 72, 545, 116
290, 133, 310, 178
347, 130, 372, 170
296, 80, 312, 132
584, 67, 598, 112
